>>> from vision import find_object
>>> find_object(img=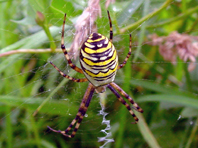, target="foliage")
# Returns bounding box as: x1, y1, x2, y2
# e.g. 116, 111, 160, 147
0, 0, 198, 147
